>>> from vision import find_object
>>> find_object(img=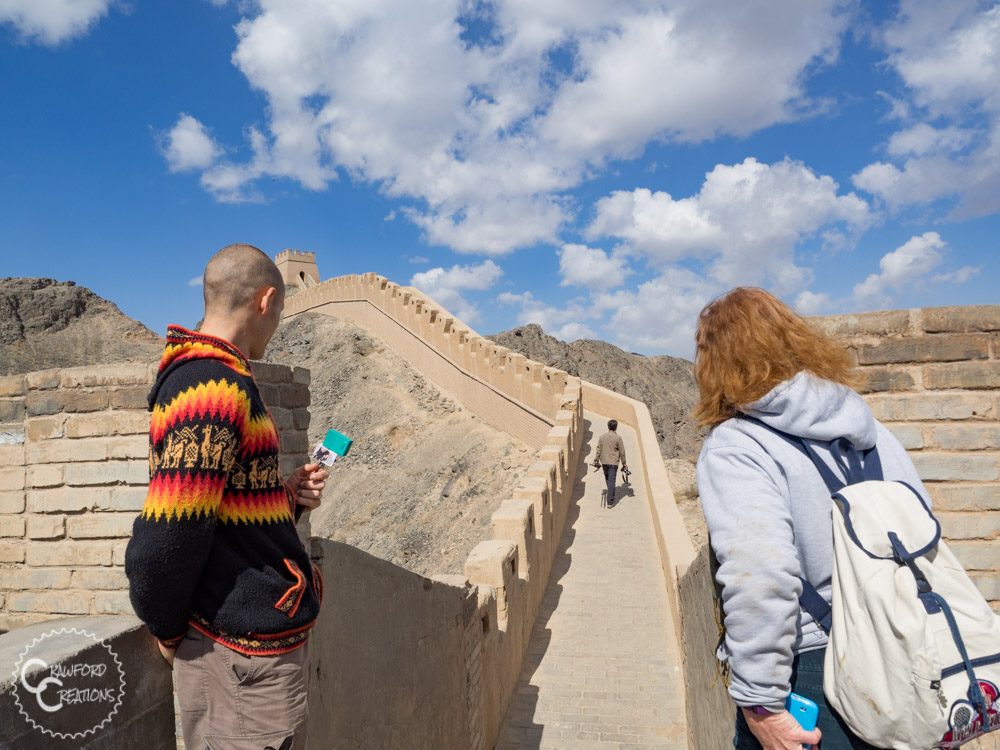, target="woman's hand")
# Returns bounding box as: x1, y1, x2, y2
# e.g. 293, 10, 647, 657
286, 463, 329, 511
742, 708, 821, 750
